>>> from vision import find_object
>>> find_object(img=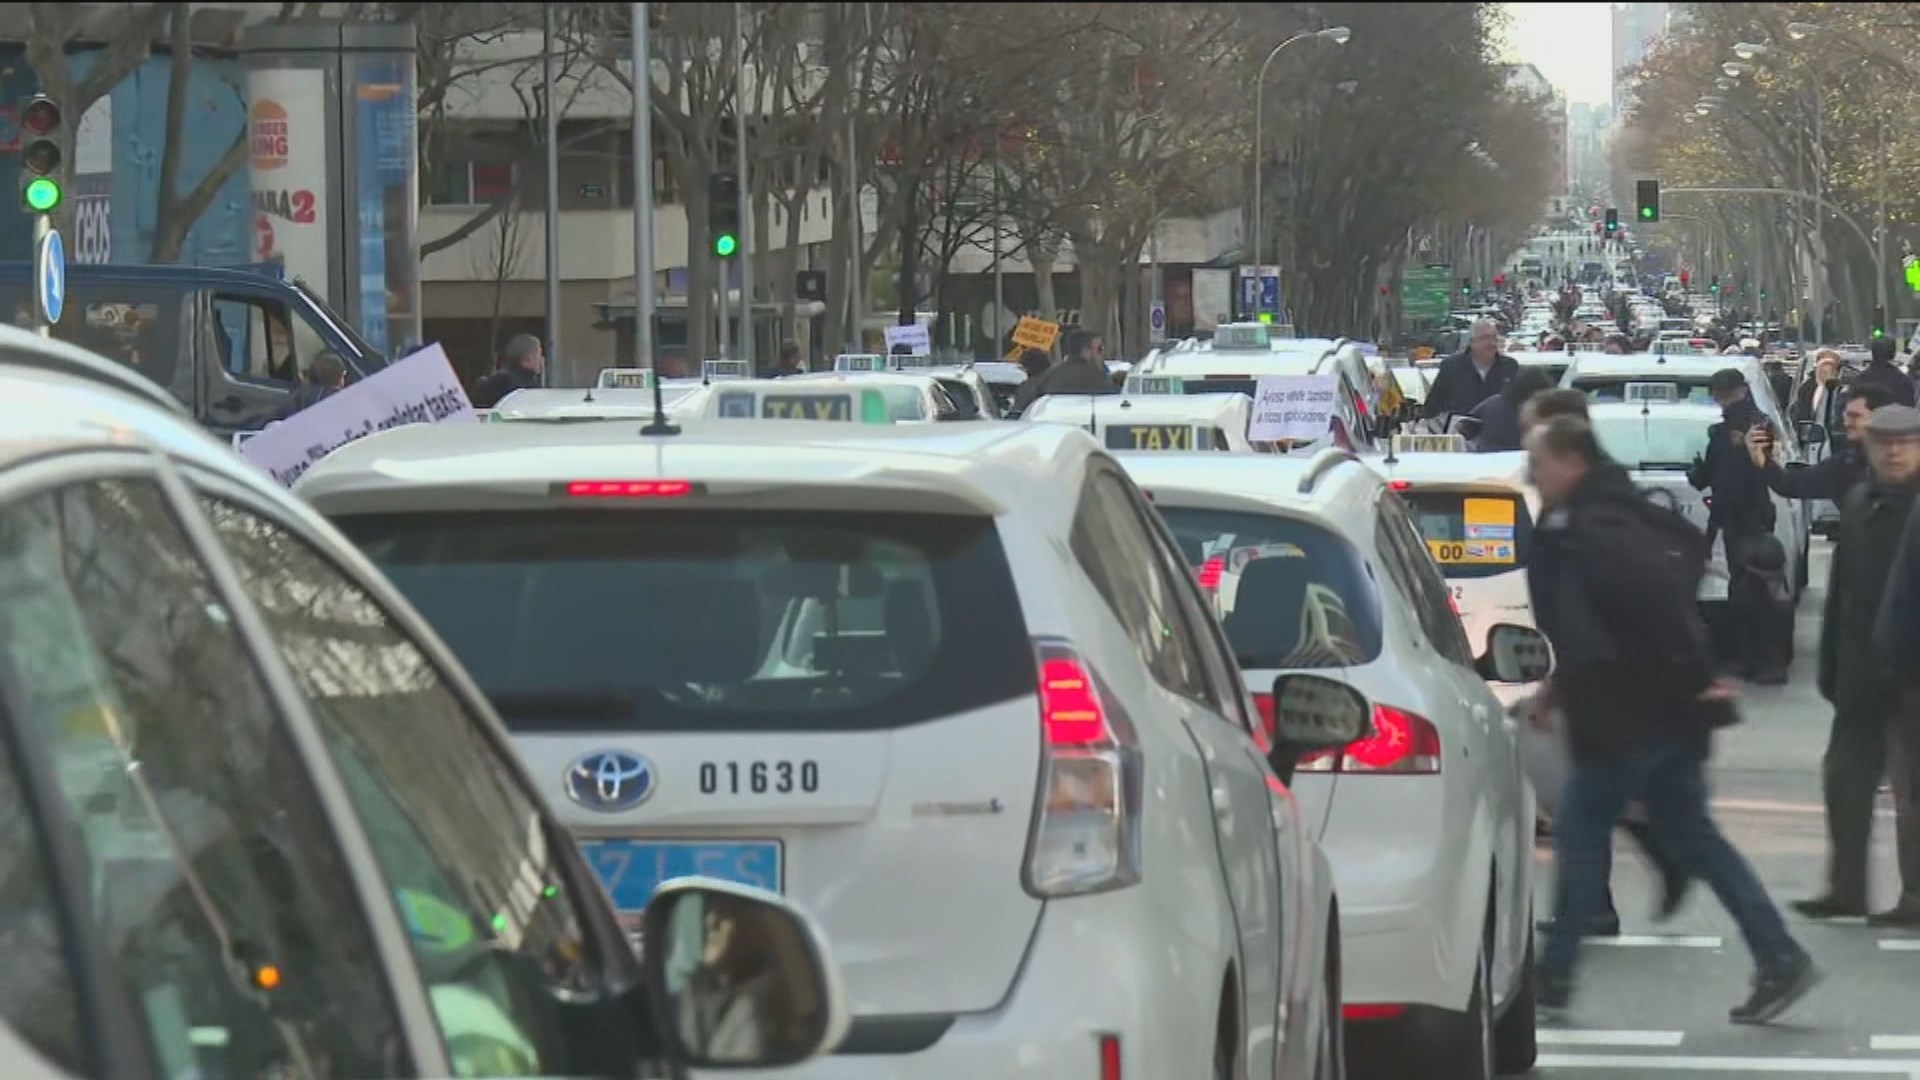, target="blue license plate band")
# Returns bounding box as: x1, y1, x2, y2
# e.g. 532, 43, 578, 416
579, 839, 784, 913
